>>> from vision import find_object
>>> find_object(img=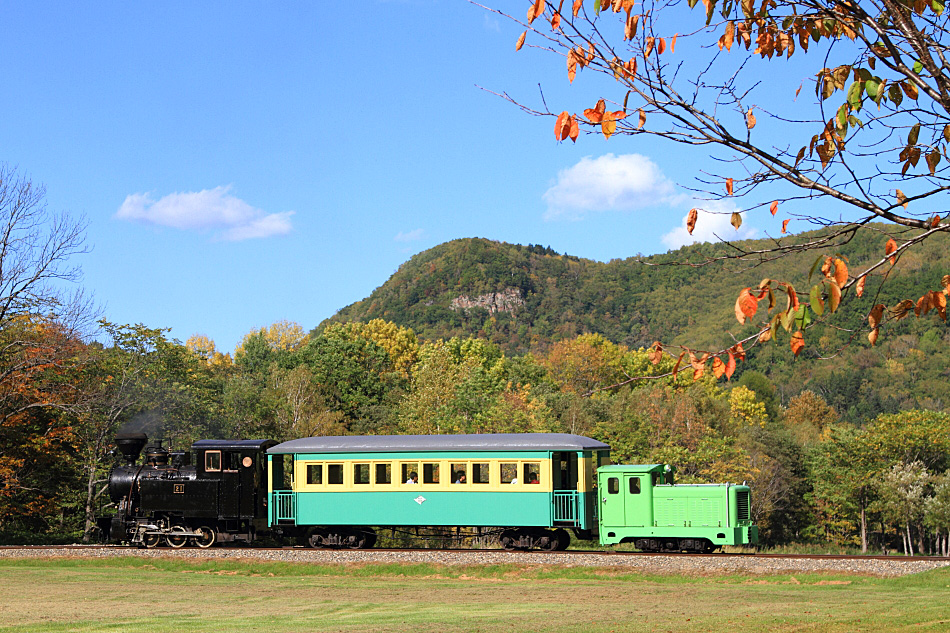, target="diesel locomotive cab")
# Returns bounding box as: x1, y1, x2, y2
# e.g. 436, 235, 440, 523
99, 434, 275, 548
